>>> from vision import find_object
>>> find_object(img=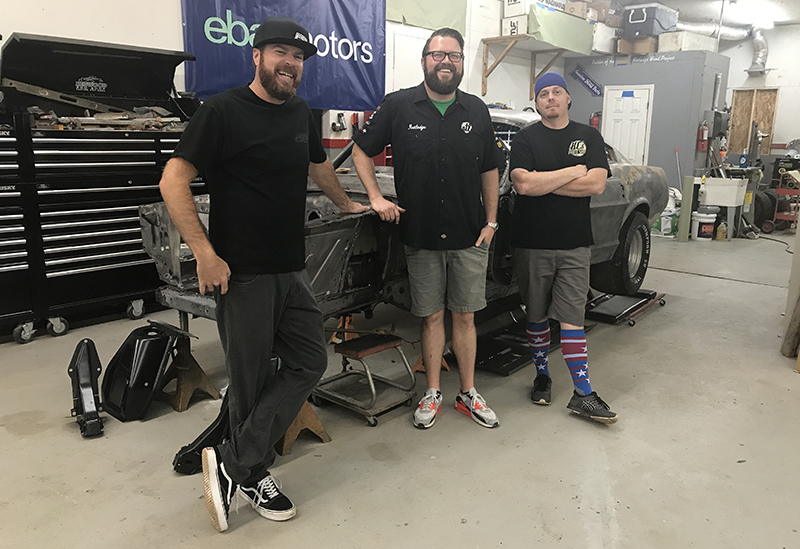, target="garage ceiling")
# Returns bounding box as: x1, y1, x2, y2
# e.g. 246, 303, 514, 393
618, 0, 800, 27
